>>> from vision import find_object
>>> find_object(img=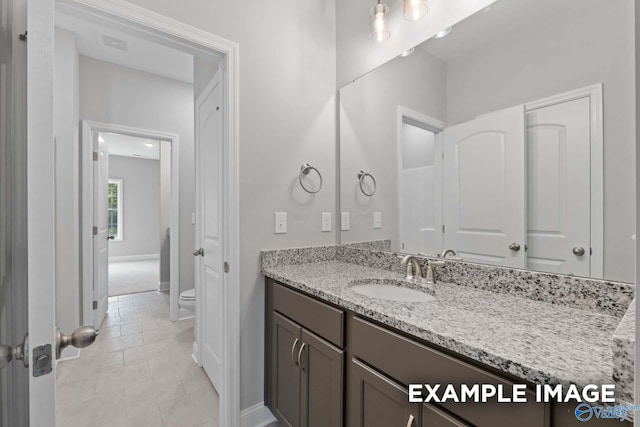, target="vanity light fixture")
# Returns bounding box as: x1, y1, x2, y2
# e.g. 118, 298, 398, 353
370, 0, 390, 42
400, 47, 415, 57
403, 0, 428, 21
432, 26, 453, 39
